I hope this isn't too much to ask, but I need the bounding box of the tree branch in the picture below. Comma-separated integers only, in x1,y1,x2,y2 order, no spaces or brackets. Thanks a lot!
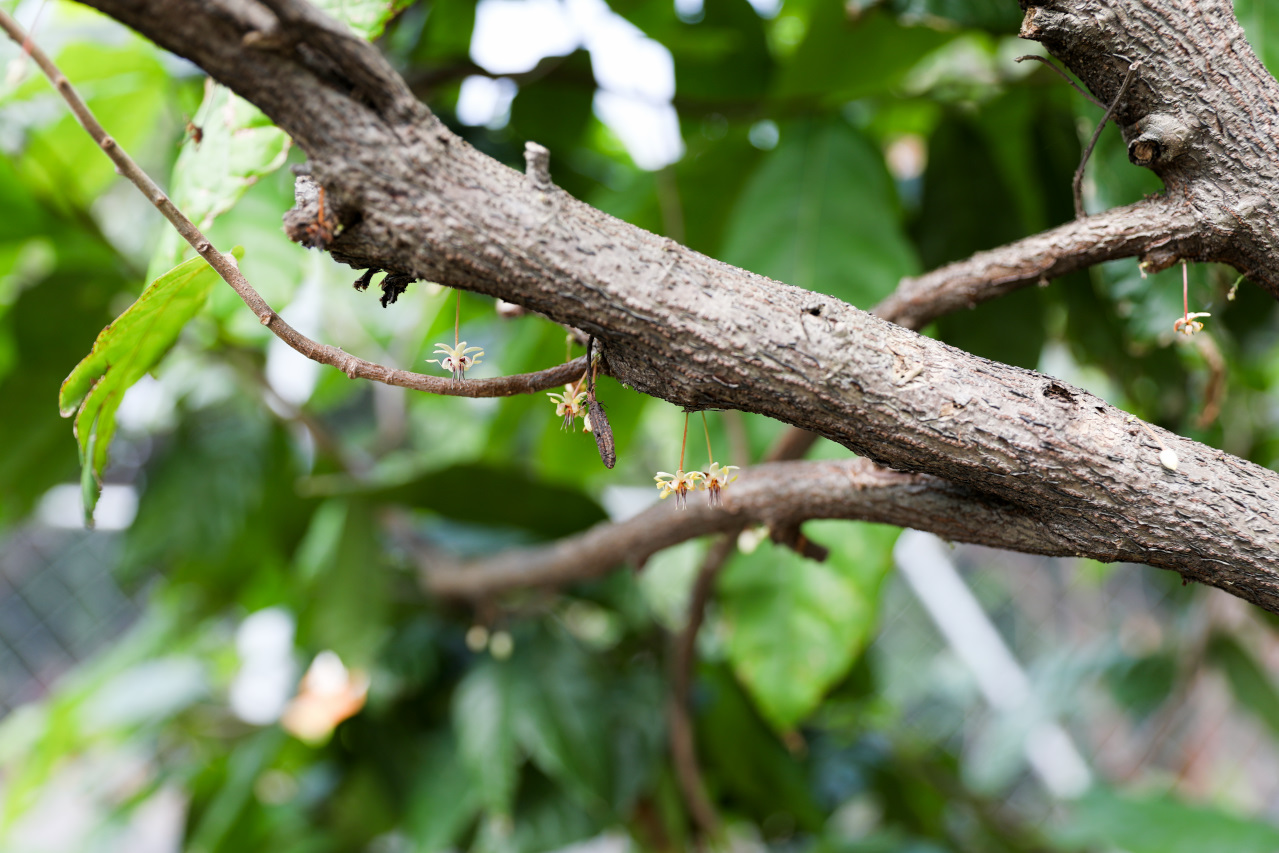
415,459,1081,599
70,0,1279,609
874,197,1199,330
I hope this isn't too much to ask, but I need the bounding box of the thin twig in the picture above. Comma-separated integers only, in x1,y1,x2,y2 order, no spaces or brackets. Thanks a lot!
1015,54,1106,108
667,535,736,840
0,9,585,400
1074,59,1142,219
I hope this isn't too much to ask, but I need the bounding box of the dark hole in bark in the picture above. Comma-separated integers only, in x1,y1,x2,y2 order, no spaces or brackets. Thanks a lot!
1044,382,1075,404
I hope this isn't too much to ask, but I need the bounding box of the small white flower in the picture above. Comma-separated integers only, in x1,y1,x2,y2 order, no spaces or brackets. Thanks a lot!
1173,312,1210,336
547,385,588,430
654,469,704,510
699,462,740,507
431,341,484,382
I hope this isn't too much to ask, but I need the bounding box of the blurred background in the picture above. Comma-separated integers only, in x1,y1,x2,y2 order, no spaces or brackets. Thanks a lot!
3,0,1279,850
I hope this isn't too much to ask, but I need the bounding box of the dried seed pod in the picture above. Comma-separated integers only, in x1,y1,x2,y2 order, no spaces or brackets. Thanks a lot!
588,398,615,468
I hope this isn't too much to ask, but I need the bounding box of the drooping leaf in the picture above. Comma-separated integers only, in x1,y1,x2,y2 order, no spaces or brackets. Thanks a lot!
409,0,478,63
59,250,242,522
721,118,918,308
718,521,899,731
695,663,825,830
0,235,122,524
296,500,390,667
672,0,773,103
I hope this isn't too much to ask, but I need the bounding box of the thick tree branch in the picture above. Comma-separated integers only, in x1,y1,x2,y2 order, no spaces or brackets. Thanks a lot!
73,0,1279,609
1019,0,1279,297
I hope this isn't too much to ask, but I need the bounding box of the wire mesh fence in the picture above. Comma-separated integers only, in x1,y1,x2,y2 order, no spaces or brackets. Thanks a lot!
0,525,144,716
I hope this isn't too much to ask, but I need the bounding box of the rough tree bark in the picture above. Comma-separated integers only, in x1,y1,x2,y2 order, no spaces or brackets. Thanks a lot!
75,0,1279,607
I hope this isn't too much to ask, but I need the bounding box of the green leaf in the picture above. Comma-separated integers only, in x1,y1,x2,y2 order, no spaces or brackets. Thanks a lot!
311,0,413,39
58,250,242,523
3,39,168,208
509,632,611,815
296,500,390,667
1103,651,1178,720
695,663,824,829
149,85,290,279
1235,0,1279,75
718,521,898,731
771,6,954,103
453,662,520,816
310,461,609,540
1056,788,1279,853
920,112,1047,368
410,0,477,63
886,0,1023,33
672,0,773,102
721,118,918,308
1208,632,1279,739
186,729,287,853
405,736,484,852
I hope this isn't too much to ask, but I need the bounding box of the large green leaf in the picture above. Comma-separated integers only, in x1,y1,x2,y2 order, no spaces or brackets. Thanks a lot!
718,521,899,731
772,5,954,103
921,111,1047,369
695,663,825,829
296,500,391,667
148,84,290,279
2,39,168,208
721,118,918,308
453,662,520,816
673,0,773,102
405,736,485,852
886,0,1023,33
0,236,122,524
1057,788,1279,853
58,250,242,523
509,632,612,815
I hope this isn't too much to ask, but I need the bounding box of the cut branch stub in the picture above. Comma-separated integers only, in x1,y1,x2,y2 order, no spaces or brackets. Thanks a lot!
1019,0,1279,296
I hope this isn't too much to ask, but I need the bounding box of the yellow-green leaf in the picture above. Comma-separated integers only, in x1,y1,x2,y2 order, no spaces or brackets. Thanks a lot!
59,249,242,523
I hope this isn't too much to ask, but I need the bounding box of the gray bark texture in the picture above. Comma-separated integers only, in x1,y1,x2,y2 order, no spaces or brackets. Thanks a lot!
77,0,1279,607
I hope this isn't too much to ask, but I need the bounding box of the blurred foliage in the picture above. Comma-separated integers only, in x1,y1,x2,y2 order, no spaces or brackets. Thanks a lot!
3,1,1279,852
